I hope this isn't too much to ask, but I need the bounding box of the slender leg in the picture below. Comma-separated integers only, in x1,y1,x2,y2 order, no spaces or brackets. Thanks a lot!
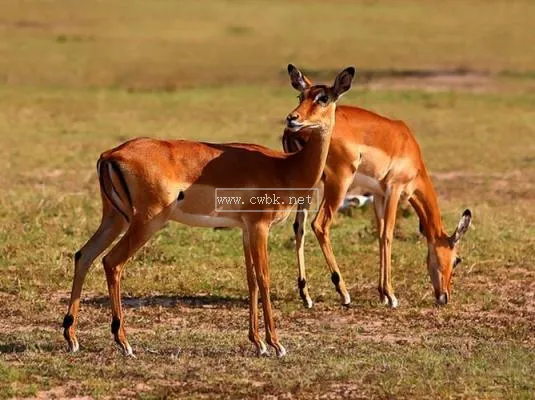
102,218,164,356
311,176,353,306
294,203,313,308
242,229,267,356
373,195,388,305
63,201,127,352
381,186,402,308
248,222,286,357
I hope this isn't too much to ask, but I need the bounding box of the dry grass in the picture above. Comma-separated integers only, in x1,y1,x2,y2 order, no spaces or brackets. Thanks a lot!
1,1,534,399
1,0,535,90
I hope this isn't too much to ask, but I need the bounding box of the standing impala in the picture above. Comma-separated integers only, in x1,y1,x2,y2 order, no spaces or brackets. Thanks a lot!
62,65,355,357
283,77,472,309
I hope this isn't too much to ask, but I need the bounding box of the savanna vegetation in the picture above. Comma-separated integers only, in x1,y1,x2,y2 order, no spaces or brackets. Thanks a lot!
0,0,534,398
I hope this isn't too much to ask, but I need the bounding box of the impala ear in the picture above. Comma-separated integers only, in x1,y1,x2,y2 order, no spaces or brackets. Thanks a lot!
332,66,355,99
287,64,312,92
450,209,472,246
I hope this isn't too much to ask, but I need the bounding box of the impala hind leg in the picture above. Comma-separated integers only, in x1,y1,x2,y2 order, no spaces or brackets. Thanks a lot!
248,223,286,357
293,204,313,308
63,202,127,353
242,230,267,356
102,219,164,356
311,177,352,306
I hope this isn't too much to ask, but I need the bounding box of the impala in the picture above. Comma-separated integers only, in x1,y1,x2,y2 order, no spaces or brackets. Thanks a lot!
62,65,355,357
283,78,472,309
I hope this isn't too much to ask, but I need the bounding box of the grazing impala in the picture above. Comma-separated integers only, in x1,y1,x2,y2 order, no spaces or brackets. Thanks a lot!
283,79,472,309
62,65,355,357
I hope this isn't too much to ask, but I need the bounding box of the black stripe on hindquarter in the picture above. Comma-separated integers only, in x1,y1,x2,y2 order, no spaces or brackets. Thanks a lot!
98,160,130,222
109,160,133,210
419,220,425,236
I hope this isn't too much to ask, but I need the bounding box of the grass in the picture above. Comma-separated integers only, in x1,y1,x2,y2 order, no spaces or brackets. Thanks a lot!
1,1,534,399
1,0,535,90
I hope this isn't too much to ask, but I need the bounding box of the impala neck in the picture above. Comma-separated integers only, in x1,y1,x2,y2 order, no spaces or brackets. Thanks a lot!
284,120,334,188
409,166,448,243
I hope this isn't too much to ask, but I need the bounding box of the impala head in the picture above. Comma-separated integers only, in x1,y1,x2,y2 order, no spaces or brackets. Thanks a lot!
286,64,355,133
428,209,472,306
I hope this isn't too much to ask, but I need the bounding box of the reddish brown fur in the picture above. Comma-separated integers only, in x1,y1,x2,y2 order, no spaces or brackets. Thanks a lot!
284,101,471,308
62,65,355,357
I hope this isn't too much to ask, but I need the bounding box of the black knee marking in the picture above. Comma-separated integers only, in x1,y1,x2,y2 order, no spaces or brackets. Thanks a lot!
419,220,425,236
111,317,121,334
177,191,185,202
293,221,299,235
63,314,74,329
74,251,82,263
331,272,342,294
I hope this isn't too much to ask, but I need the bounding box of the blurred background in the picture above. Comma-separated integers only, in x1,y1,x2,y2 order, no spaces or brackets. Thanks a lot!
1,0,534,89
0,1,534,398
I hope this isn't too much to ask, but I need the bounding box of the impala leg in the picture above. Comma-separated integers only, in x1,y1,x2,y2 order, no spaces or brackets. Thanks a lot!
242,229,267,356
373,195,388,306
248,223,286,357
311,177,352,306
63,201,127,353
381,186,402,308
102,218,163,356
294,204,313,308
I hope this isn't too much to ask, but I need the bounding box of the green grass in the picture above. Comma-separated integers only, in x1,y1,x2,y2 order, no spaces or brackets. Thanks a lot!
1,0,535,90
1,1,534,399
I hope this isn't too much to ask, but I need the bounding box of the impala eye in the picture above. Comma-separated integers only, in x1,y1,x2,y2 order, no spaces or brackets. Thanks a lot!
297,94,304,103
453,256,462,268
317,94,329,104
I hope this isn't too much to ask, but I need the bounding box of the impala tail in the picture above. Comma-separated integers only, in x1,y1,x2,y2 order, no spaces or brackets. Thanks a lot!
97,158,133,222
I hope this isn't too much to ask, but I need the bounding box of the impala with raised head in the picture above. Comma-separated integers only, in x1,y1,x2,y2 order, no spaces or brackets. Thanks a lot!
62,65,355,357
283,70,472,308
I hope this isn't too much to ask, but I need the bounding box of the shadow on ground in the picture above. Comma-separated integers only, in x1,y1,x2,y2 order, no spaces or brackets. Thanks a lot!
79,294,249,309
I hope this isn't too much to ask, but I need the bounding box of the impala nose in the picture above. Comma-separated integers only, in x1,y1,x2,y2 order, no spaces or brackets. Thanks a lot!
286,113,302,129
287,113,299,123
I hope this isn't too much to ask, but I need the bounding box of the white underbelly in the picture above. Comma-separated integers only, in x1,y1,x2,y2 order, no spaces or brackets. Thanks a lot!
171,209,243,229
352,173,385,196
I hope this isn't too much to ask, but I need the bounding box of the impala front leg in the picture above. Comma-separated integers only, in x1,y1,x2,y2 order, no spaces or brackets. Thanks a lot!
373,195,388,306
248,222,286,357
311,176,352,306
242,229,267,356
293,203,313,308
381,186,402,308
